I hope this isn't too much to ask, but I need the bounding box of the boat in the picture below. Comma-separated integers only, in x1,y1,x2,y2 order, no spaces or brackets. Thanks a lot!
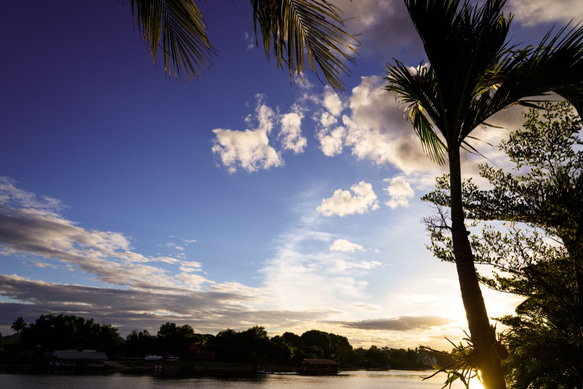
144,354,163,361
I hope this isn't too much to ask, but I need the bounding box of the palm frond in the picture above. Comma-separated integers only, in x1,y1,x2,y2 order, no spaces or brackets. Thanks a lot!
400,0,512,145
491,23,583,118
386,61,448,164
123,0,216,81
251,0,357,90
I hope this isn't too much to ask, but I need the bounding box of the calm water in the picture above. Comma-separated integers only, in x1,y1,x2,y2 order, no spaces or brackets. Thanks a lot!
0,370,474,388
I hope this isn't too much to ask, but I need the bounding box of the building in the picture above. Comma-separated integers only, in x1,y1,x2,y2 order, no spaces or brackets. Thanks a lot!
188,342,216,360
297,358,339,375
49,350,108,368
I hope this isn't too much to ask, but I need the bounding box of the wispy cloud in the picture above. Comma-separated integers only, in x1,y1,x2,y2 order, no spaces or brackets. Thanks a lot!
0,179,385,342
0,178,213,292
508,0,583,26
339,316,454,331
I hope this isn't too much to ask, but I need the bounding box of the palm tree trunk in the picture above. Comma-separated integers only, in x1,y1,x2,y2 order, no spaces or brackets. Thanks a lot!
449,148,506,389
564,237,583,339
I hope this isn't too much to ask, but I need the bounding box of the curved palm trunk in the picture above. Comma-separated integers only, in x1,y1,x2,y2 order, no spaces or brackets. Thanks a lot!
449,148,506,389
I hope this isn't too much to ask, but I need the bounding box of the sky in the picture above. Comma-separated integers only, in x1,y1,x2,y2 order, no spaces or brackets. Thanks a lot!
1,0,582,350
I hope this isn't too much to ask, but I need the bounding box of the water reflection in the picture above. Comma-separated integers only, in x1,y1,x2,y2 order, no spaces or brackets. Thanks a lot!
0,370,476,389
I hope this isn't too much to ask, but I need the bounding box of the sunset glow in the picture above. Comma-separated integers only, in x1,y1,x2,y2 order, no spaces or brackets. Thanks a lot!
1,0,577,351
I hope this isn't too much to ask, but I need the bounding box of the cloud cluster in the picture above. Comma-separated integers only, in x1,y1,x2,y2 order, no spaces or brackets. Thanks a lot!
0,178,424,344
316,181,380,217
212,76,437,177
211,96,307,173
315,78,435,174
212,101,283,173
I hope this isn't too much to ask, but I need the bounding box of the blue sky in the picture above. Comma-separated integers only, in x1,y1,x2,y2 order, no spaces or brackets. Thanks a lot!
1,0,581,349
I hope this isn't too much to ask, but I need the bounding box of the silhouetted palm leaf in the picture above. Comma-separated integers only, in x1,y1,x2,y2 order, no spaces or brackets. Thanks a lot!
121,0,356,88
124,0,215,81
251,0,357,90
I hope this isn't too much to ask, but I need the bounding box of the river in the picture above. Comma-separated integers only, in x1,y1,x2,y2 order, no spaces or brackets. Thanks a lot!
0,370,478,388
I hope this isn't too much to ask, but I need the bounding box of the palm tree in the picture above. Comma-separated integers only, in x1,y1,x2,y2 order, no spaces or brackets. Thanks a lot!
385,1,583,388
119,0,357,89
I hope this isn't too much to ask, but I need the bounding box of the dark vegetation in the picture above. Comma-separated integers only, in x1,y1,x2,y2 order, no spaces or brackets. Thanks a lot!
0,313,450,371
423,102,583,388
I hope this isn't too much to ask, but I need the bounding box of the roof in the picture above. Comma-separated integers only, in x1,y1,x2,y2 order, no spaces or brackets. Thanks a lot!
52,350,108,360
301,358,338,365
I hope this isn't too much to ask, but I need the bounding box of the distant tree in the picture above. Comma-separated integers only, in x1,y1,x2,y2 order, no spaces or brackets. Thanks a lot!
18,314,121,355
328,332,354,365
125,329,156,357
280,331,303,349
301,330,332,358
215,328,241,362
10,317,27,333
423,101,583,388
269,335,295,364
241,326,271,364
156,322,198,358
364,345,391,369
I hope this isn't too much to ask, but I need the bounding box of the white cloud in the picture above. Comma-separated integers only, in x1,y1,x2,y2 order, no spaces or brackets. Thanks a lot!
212,98,313,173
316,181,380,217
311,76,437,175
212,102,282,173
322,86,344,116
335,259,382,271
330,238,365,253
317,126,346,157
384,176,415,209
279,104,307,153
319,111,338,127
344,76,435,173
179,260,203,273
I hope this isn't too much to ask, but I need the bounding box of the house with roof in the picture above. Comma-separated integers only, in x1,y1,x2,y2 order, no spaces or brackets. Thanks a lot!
49,350,108,368
297,358,339,375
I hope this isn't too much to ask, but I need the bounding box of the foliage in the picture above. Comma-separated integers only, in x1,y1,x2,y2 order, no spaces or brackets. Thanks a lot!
423,328,507,389
6,313,442,371
16,314,121,357
423,101,583,388
10,317,27,333
125,329,156,357
120,0,357,88
156,322,202,358
386,0,583,387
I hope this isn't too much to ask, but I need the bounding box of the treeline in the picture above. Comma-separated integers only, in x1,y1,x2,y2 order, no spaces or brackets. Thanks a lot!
1,313,450,370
